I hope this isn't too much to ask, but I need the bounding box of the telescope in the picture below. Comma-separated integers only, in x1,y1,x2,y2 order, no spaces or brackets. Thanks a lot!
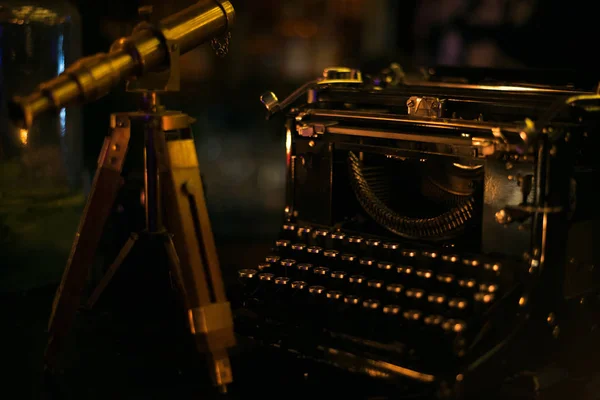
8,0,234,129
8,0,239,394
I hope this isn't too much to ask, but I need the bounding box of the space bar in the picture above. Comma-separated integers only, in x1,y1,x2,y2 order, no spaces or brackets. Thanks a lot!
316,345,437,383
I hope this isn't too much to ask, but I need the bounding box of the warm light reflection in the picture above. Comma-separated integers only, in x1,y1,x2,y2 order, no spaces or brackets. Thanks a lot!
19,129,28,145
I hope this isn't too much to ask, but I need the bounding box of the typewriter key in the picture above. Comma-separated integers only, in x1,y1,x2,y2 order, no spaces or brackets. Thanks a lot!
313,266,330,285
238,268,259,296
348,275,366,296
448,298,469,318
365,239,381,257
341,254,358,273
313,229,330,248
297,226,312,242
427,293,447,314
330,232,346,251
275,239,291,249
327,290,343,300
366,279,385,299
347,236,364,254
281,223,297,241
382,242,400,261
423,314,444,326
437,273,455,284
377,261,395,280
386,283,404,303
330,270,347,290
324,249,341,270
280,259,296,276
257,263,271,272
479,283,498,293
290,243,307,261
265,255,281,265
358,257,376,275
296,263,313,280
274,277,291,299
306,246,323,267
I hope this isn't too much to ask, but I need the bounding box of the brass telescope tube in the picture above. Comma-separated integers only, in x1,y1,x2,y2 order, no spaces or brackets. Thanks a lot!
8,0,235,129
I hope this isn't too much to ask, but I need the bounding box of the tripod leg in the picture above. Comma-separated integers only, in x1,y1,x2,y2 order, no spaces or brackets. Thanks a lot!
85,232,139,309
163,138,235,392
45,119,131,371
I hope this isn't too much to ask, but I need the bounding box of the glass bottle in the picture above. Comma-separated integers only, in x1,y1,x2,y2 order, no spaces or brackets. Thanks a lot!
0,0,84,292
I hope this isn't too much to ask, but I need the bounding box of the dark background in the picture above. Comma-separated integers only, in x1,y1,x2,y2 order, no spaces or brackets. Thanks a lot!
1,0,599,398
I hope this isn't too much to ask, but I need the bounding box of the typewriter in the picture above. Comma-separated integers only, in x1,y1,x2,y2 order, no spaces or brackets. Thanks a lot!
230,66,599,398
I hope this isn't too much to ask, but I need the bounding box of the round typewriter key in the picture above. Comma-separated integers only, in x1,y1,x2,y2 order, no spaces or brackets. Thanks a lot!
448,298,469,318
479,283,499,293
383,304,401,315
386,283,404,302
296,263,313,280
365,239,381,257
324,249,341,270
362,299,381,309
274,276,291,300
406,288,425,308
313,266,330,285
308,285,326,295
403,309,422,322
330,270,347,290
258,273,274,281
442,254,460,263
416,269,434,279
382,242,400,260
258,273,275,295
276,239,291,249
423,314,445,327
358,257,376,275
313,229,330,248
327,290,343,300
265,255,280,265
377,261,395,280
458,278,477,293
297,226,312,242
341,253,358,273
347,236,364,253
280,259,296,276
396,265,413,276
437,273,455,284
401,249,417,258
381,305,402,339
462,258,481,267
291,243,307,256
282,223,297,241
238,269,258,296
474,292,495,306
306,246,323,267
330,231,346,251
428,293,447,313
442,319,467,333
366,279,385,299
257,263,271,272
484,262,502,274
344,294,360,305
291,280,307,290
348,274,366,296
275,276,290,285
290,281,308,308
238,268,257,279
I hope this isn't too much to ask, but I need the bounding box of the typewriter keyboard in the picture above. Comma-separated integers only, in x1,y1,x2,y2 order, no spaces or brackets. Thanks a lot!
232,223,520,380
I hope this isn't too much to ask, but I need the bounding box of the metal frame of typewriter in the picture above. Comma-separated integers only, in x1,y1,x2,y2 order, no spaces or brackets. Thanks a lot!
239,67,598,398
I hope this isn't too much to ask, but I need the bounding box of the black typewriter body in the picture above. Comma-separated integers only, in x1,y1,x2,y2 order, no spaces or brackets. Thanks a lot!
231,67,598,398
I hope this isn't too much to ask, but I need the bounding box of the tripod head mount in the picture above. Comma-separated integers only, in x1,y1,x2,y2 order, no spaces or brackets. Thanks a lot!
8,0,235,129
